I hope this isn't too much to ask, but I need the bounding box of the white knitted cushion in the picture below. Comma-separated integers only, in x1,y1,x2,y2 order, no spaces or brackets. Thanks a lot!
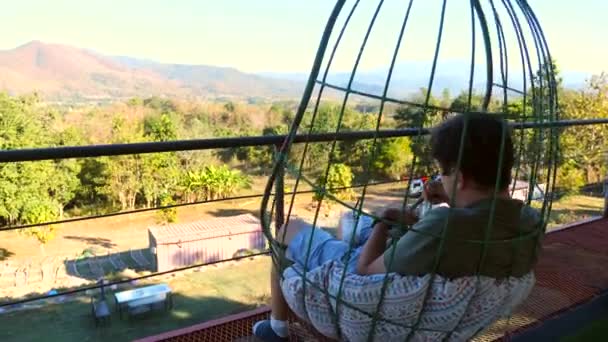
282,261,534,341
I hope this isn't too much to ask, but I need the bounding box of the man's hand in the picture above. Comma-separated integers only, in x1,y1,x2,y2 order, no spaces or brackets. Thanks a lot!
423,180,449,205
376,207,419,227
358,206,416,275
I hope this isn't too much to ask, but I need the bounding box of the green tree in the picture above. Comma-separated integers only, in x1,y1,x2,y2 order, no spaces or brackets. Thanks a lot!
157,193,178,224
144,113,178,141
181,165,251,202
141,113,180,208
314,163,355,202
394,88,445,175
48,160,81,218
292,104,346,172
449,92,487,113
141,152,180,208
127,97,144,107
508,61,563,183
144,96,176,112
507,99,537,180
49,127,84,217
75,159,107,208
224,101,236,113
0,94,76,250
373,138,413,180
19,198,58,254
560,73,608,184
555,160,585,194
98,117,144,210
532,59,563,105
237,125,288,172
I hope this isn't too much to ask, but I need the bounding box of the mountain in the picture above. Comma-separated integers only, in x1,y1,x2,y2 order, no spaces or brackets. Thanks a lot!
262,62,480,99
265,60,591,98
0,41,303,101
0,41,182,100
0,41,589,103
111,55,303,99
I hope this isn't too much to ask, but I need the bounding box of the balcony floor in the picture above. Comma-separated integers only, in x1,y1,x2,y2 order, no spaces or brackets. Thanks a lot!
136,217,608,342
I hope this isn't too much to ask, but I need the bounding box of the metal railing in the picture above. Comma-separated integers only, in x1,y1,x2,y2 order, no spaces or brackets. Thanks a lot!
2,118,608,163
1,118,608,308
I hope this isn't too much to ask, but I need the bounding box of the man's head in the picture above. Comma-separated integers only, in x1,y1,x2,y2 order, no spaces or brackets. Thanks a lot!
430,114,514,206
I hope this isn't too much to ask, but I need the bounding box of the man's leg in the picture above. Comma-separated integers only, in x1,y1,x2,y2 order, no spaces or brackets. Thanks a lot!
254,218,350,341
338,211,374,247
270,219,306,319
254,218,310,341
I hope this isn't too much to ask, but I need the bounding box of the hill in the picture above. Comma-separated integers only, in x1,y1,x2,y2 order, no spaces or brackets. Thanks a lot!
264,61,591,98
111,56,303,99
0,41,303,101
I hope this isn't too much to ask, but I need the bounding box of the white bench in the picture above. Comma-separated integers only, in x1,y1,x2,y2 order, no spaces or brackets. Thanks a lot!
114,284,172,319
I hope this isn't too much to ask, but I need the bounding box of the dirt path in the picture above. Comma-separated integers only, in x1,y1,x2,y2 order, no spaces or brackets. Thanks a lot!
0,181,411,300
0,181,408,263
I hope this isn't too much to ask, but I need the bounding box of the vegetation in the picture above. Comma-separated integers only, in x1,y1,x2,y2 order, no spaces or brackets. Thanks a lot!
559,73,608,185
314,163,355,202
562,315,608,342
541,194,605,229
0,257,272,342
0,66,606,247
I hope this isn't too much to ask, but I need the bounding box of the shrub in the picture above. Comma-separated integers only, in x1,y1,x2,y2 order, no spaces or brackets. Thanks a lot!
314,163,355,202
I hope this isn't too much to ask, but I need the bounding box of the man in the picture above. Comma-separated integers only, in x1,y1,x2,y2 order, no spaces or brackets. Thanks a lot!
254,114,542,341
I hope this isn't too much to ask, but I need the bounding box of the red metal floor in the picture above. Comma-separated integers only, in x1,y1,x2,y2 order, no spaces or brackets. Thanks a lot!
136,218,608,342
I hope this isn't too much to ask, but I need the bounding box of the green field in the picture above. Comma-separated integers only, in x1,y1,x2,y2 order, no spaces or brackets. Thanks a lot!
542,194,605,229
0,194,604,342
562,315,608,342
0,257,271,342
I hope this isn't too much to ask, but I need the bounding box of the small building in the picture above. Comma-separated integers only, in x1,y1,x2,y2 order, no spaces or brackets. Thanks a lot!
511,180,545,202
148,214,265,273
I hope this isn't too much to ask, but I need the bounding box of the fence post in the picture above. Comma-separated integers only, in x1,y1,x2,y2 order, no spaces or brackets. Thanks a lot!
274,144,285,233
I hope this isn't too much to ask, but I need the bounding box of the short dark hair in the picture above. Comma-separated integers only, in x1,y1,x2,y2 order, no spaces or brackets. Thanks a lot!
430,114,514,190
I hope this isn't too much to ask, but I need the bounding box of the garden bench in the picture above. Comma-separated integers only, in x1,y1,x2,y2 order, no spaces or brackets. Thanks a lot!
114,283,172,319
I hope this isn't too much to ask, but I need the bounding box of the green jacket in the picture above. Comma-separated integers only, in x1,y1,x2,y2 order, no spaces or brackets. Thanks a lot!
384,198,543,279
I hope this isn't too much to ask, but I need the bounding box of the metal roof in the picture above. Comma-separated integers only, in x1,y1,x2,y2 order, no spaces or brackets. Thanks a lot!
149,214,262,244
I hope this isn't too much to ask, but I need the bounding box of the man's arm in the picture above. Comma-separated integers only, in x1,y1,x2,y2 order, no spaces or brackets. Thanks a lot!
356,221,390,275
356,208,418,275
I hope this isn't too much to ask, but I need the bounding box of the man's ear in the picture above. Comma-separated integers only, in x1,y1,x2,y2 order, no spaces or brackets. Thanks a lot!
456,171,465,190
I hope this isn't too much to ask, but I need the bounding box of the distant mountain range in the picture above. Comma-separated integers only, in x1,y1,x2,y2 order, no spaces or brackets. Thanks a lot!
263,61,591,99
0,41,303,102
0,41,591,103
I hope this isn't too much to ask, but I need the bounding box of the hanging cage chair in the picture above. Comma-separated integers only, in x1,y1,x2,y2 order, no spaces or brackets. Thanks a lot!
261,0,559,340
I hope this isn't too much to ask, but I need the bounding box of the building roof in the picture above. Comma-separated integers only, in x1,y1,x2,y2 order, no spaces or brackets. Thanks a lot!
149,214,262,244
511,180,546,191
138,218,608,342
511,180,530,190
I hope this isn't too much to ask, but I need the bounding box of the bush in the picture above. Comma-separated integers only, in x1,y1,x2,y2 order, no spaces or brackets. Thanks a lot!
233,248,255,258
157,193,177,224
552,210,581,226
313,163,355,202
76,246,105,260
556,161,586,194
373,138,412,180
181,165,252,202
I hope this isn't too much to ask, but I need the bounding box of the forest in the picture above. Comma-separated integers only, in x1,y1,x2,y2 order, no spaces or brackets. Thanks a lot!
0,69,606,245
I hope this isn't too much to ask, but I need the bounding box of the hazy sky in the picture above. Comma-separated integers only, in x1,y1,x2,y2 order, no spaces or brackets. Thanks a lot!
0,0,605,74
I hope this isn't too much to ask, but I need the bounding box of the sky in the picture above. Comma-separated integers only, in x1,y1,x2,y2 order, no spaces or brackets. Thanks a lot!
0,0,606,75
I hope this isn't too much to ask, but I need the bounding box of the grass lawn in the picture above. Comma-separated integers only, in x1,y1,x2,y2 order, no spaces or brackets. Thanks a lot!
561,315,608,342
534,194,605,229
0,185,602,341
0,257,272,342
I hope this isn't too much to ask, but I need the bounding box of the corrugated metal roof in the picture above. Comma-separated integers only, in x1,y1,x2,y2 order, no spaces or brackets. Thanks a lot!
149,214,262,244
511,180,546,190
512,180,530,190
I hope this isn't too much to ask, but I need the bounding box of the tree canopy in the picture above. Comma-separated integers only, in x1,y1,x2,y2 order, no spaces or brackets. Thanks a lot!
0,67,605,245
